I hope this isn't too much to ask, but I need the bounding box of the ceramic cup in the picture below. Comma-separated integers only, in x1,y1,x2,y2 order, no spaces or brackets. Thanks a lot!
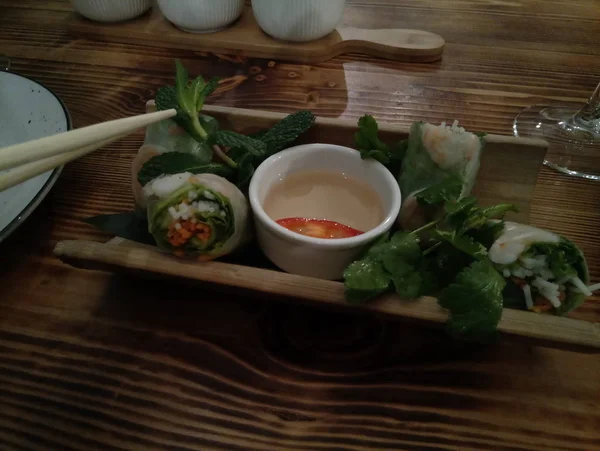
71,0,152,22
252,0,346,42
249,143,402,280
157,0,245,34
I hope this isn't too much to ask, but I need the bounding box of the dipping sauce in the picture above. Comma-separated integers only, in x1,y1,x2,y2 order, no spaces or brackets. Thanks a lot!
276,218,363,239
263,169,384,238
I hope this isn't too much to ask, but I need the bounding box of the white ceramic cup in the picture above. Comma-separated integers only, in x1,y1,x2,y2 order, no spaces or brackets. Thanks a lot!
249,144,402,280
71,0,152,22
157,0,245,34
251,0,346,42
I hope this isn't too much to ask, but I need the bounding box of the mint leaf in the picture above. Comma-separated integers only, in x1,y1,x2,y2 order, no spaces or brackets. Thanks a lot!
198,77,220,110
343,257,391,304
416,175,463,206
438,260,505,341
175,59,196,118
155,85,179,115
212,131,267,157
138,152,234,186
235,152,256,190
260,110,316,155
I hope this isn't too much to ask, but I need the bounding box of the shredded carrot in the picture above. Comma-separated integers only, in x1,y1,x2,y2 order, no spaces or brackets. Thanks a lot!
533,295,554,313
511,277,526,288
167,220,212,247
195,223,211,243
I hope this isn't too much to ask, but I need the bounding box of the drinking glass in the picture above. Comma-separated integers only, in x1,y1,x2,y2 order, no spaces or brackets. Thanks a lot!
513,81,600,180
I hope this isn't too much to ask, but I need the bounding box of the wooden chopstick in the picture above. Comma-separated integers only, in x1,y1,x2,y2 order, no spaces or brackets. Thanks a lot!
0,133,129,192
0,108,177,173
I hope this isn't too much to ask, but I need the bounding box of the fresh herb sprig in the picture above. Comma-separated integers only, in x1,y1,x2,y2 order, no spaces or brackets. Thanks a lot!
354,114,407,174
148,60,316,189
343,175,518,340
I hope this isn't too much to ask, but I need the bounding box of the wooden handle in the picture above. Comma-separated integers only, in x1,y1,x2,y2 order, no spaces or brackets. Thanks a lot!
336,28,445,62
54,239,600,353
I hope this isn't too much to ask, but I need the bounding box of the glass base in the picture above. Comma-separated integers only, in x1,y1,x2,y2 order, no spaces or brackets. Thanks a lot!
513,105,600,181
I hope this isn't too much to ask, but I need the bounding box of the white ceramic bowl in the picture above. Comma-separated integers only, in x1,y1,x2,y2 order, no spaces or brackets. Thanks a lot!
157,0,244,34
252,0,346,42
249,144,402,280
71,0,152,22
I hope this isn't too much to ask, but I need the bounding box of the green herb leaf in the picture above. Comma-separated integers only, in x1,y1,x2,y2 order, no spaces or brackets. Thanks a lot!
84,212,155,246
429,229,488,260
260,110,316,155
422,242,474,291
461,204,518,232
467,220,505,249
391,270,423,298
481,204,519,219
355,115,389,154
438,260,505,341
137,152,234,186
235,152,256,190
528,238,582,281
199,114,219,135
155,85,179,115
212,131,267,157
366,232,423,299
175,59,196,118
416,175,463,206
387,232,422,263
198,77,220,110
343,257,391,304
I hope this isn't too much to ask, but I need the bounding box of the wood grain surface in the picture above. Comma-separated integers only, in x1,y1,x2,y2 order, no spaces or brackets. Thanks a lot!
1,1,600,450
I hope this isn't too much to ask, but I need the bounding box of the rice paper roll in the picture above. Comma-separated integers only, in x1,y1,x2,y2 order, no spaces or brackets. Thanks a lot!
144,172,250,260
397,121,483,231
488,221,590,315
132,100,218,210
142,100,216,159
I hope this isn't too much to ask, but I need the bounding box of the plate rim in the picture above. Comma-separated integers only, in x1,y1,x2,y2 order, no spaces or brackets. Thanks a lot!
0,70,73,245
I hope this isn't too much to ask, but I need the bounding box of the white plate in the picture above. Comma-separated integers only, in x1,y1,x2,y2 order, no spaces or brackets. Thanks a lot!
0,71,71,244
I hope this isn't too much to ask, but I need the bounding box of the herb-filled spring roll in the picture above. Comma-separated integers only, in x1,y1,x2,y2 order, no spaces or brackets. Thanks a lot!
398,121,483,231
489,221,594,314
143,172,250,260
132,100,218,209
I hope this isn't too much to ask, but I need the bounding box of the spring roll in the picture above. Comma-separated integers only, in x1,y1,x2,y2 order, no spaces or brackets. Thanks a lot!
397,121,483,231
488,221,591,315
132,100,217,210
144,172,250,260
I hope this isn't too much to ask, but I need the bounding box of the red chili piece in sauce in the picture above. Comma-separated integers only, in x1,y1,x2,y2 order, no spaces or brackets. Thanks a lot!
276,218,364,239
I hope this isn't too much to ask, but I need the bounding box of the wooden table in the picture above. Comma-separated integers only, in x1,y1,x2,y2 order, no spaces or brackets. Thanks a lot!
1,1,599,450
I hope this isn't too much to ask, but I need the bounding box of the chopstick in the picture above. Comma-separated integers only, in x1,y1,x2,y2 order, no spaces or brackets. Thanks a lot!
0,133,128,192
0,108,177,192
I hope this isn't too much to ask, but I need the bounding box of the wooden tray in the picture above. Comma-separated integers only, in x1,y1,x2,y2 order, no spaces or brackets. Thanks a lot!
53,106,600,353
66,6,445,64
